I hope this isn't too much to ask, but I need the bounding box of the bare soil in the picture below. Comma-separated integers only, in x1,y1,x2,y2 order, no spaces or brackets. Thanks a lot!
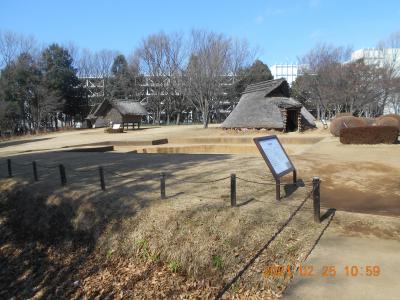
0,124,399,299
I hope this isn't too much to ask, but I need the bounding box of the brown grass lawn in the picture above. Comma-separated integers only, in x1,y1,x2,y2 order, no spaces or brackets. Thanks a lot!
0,124,399,299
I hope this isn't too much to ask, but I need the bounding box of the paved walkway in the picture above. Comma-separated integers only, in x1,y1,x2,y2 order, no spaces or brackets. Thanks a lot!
284,230,400,300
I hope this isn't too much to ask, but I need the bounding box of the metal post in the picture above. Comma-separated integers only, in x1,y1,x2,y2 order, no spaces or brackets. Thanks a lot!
99,166,105,190
160,172,166,199
312,177,321,223
230,173,236,207
59,164,67,186
276,178,281,201
32,161,38,181
7,159,12,178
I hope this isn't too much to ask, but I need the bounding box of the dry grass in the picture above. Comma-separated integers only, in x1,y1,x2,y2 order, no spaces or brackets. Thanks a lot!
0,168,324,297
1,125,399,298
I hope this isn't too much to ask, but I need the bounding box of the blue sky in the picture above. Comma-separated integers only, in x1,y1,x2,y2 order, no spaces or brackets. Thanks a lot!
1,0,399,65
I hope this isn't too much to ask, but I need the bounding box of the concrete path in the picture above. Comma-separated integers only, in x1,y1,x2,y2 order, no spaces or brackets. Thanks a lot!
284,230,400,300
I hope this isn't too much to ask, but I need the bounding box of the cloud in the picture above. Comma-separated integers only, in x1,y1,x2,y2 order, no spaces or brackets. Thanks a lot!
254,15,265,24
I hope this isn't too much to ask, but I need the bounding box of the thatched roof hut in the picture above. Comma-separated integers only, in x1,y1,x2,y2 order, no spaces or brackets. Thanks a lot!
86,99,148,129
221,79,315,131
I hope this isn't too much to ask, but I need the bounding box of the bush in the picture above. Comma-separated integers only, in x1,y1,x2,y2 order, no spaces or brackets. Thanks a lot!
340,126,399,144
333,112,353,118
330,116,366,137
360,117,376,126
378,114,400,123
376,116,400,130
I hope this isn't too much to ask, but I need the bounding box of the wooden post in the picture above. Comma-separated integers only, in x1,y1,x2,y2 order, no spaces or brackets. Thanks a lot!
59,164,67,186
160,172,166,199
293,169,297,184
297,110,303,132
99,166,105,190
312,177,321,223
32,161,38,181
7,159,12,178
230,173,236,207
276,178,281,201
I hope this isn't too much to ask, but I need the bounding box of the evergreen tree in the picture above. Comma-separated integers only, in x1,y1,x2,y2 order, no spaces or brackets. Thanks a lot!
110,54,142,99
230,60,273,101
40,44,86,123
0,53,42,131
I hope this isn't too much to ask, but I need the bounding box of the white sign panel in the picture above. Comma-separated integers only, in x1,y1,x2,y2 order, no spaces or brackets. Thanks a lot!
258,138,293,175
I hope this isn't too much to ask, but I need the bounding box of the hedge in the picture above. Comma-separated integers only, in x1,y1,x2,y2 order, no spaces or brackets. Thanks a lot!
360,117,376,126
340,126,399,144
376,116,400,130
330,116,366,137
377,114,400,123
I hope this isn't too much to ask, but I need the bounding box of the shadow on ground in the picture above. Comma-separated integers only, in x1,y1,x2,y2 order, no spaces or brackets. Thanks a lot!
0,137,54,148
0,151,233,298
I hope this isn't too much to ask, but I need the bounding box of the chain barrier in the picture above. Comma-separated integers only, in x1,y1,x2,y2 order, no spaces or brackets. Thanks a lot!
9,161,32,167
70,168,95,173
40,163,61,169
1,159,317,212
236,176,312,187
170,175,231,184
214,188,313,299
107,170,158,182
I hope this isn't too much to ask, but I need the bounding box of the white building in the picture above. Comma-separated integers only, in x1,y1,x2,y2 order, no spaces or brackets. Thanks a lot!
351,48,400,114
351,48,400,70
270,64,304,86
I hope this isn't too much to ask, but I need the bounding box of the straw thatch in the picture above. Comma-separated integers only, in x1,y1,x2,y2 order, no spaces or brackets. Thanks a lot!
221,79,315,130
86,99,148,128
300,107,316,128
112,101,148,116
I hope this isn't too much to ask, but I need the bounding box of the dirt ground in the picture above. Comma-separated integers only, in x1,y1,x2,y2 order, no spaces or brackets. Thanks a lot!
0,124,399,299
1,123,399,216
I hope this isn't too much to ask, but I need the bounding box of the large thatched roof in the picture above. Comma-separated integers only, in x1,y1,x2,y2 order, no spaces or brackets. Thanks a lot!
222,79,303,129
243,78,289,97
300,107,316,128
113,100,148,116
86,99,147,120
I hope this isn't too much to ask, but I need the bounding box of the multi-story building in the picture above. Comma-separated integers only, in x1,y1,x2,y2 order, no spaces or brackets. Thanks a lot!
351,48,400,70
351,48,400,114
270,64,304,86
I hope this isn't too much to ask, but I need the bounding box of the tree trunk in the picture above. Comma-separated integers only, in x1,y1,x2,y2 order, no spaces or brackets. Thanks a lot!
202,111,209,128
176,112,181,125
54,113,58,130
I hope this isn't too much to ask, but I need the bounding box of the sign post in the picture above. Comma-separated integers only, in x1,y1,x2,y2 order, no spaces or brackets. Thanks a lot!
253,135,297,201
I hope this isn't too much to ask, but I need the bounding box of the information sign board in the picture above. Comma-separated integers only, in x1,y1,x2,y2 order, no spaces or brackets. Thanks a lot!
253,135,297,200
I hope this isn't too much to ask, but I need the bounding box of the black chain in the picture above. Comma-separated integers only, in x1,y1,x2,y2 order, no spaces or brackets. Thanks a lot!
213,188,313,300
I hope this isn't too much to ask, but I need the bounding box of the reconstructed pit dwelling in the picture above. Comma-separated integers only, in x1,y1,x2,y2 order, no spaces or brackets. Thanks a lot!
77,79,319,154
222,79,316,132
86,99,148,130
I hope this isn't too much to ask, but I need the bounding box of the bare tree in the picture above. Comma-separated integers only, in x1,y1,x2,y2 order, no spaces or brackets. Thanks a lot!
0,30,37,68
136,32,170,124
229,38,256,80
184,30,231,128
377,31,400,114
93,49,118,99
294,42,390,118
295,43,352,119
163,32,186,124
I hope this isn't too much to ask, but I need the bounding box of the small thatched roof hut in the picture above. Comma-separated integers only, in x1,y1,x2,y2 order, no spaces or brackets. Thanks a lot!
86,99,148,129
221,79,315,131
